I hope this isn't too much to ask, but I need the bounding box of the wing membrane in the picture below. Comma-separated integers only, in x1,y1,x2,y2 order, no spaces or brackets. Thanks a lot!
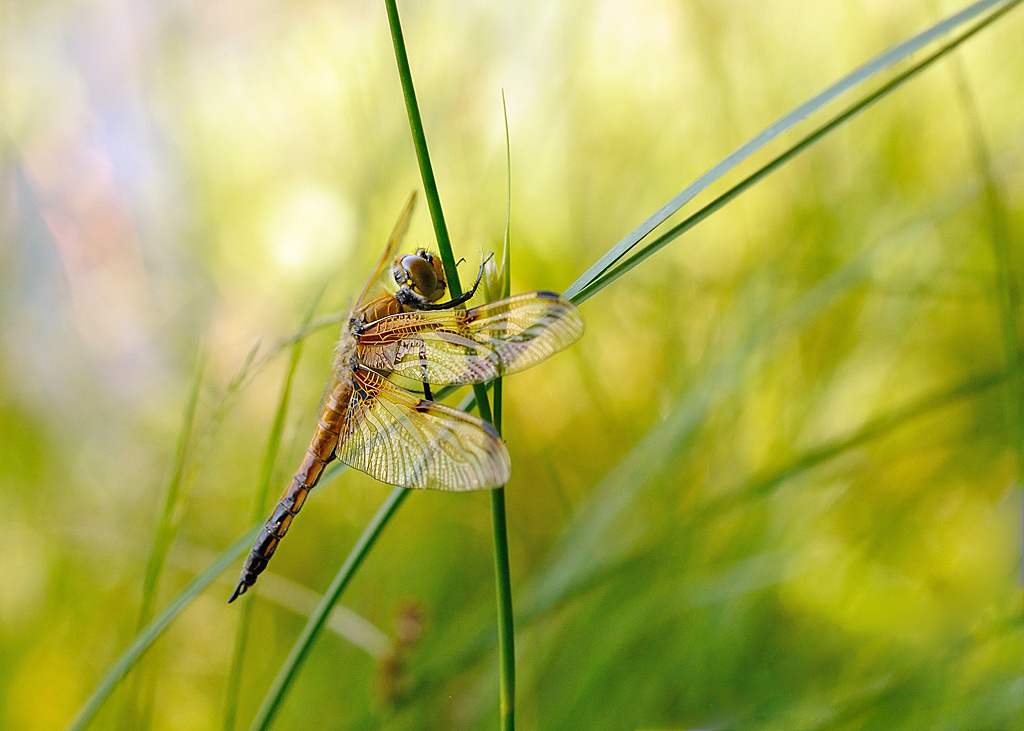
356,291,584,385
336,366,510,491
355,192,417,309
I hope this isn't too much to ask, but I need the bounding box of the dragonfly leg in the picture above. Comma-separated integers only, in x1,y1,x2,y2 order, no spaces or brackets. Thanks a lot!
417,252,493,311
419,341,433,401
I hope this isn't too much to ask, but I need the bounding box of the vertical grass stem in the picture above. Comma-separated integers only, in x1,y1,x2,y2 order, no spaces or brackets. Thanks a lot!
385,4,515,726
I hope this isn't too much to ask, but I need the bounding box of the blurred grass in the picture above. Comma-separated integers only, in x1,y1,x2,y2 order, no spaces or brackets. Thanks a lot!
121,343,206,730
1,1,1022,730
68,526,262,731
223,291,322,731
946,51,1024,468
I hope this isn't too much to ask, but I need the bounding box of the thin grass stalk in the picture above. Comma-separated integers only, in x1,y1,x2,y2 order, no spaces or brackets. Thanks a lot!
490,488,515,729
490,91,516,730
246,487,409,731
120,343,206,729
384,0,457,290
129,340,266,729
383,0,492,429
223,294,322,731
68,526,261,731
733,369,1009,503
564,0,1023,302
571,0,1024,306
389,0,513,724
137,345,206,626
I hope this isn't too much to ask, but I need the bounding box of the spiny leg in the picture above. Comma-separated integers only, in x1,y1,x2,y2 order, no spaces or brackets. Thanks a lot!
418,253,493,311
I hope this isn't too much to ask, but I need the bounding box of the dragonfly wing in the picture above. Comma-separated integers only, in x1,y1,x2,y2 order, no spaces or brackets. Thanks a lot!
336,366,510,491
355,192,417,309
357,291,584,385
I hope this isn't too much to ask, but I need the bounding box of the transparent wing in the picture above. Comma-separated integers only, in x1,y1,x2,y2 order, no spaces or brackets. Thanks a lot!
355,192,417,309
336,366,510,491
356,291,584,385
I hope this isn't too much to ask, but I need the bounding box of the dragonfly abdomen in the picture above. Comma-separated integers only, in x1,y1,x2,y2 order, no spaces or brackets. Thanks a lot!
228,381,352,602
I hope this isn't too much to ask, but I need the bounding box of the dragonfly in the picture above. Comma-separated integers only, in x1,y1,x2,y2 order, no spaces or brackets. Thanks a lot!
229,193,584,601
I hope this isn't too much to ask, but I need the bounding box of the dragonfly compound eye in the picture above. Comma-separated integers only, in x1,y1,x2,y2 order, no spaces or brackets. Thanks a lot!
400,253,444,302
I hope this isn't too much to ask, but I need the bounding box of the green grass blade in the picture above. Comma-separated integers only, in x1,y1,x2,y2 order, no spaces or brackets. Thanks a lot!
204,310,344,433
564,0,1023,302
247,487,409,731
384,0,491,428
384,0,459,296
490,90,515,731
567,369,1012,612
125,335,267,726
570,0,1023,307
136,344,206,629
499,89,512,305
384,3,512,715
223,292,323,731
120,343,207,729
68,525,261,731
490,486,515,730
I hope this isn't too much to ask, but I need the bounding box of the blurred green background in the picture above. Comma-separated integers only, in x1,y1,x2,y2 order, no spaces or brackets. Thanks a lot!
1,1,1021,729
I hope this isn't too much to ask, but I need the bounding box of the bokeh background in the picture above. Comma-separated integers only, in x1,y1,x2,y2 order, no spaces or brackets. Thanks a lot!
1,1,1022,729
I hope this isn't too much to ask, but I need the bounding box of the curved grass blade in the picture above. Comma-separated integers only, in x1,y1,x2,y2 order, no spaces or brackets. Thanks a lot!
233,571,392,659
721,369,1009,506
67,526,261,731
531,255,880,615
570,0,1024,306
564,0,1022,302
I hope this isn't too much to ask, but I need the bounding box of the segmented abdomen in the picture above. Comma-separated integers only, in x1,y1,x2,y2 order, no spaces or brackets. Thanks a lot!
229,379,352,602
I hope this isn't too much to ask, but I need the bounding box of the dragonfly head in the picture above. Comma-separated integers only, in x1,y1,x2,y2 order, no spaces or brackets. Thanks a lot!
394,248,447,306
